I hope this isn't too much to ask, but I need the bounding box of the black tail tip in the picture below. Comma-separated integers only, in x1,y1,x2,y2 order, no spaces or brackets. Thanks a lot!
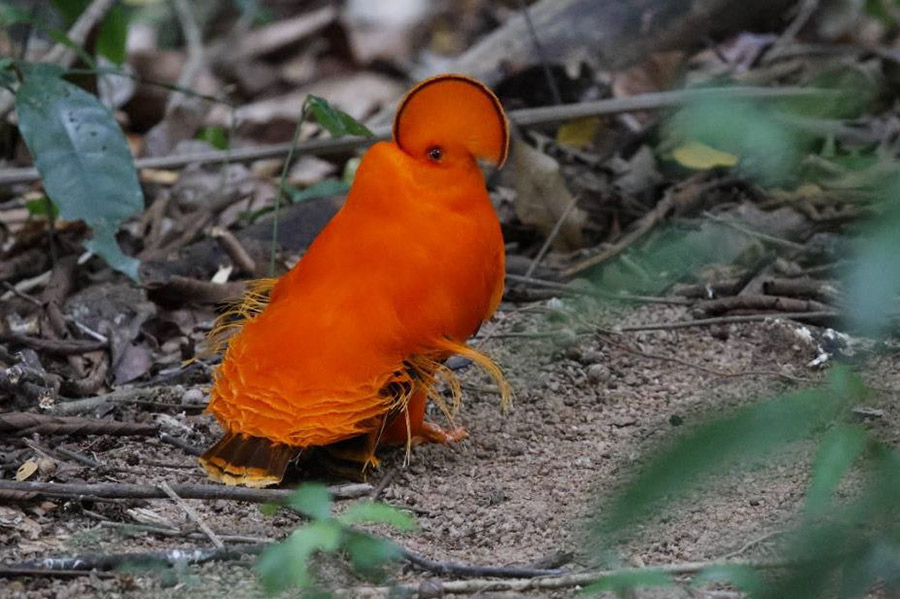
199,432,299,488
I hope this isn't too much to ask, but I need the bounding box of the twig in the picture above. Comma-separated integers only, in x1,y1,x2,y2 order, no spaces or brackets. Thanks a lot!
369,466,398,500
0,480,373,504
0,87,842,185
771,0,819,51
0,412,157,437
159,481,224,549
0,334,107,355
599,335,815,385
703,211,806,250
719,529,787,560
0,568,116,579
516,0,563,105
333,558,789,597
523,196,580,280
505,274,693,306
0,543,266,574
99,521,271,544
617,311,839,332
210,227,257,275
696,295,832,317
166,0,204,110
401,548,562,579
562,188,679,278
50,386,174,415
159,432,204,456
271,105,308,275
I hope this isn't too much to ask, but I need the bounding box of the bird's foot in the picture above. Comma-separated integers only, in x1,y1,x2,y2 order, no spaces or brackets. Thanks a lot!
416,421,467,445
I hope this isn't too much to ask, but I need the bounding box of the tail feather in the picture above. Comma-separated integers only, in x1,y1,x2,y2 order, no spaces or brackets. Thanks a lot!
199,432,299,488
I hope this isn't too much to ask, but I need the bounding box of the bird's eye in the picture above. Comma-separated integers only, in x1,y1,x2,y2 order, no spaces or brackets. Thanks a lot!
427,146,443,162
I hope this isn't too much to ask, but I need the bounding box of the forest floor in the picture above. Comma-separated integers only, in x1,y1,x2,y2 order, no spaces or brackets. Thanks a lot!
4,300,896,598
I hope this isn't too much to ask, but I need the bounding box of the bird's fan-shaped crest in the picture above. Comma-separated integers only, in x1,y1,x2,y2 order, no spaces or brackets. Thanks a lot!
393,74,509,167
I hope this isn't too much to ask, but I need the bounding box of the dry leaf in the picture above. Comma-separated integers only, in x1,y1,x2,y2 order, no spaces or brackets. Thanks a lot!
511,138,587,251
15,460,38,482
556,116,602,149
672,142,739,170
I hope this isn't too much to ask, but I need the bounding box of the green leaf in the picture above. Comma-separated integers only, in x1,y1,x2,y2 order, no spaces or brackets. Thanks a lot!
256,521,341,592
283,179,349,204
306,95,374,139
805,425,868,519
338,502,417,531
344,531,402,574
195,126,230,150
51,0,128,64
582,569,674,595
845,192,900,337
95,3,127,65
596,367,861,539
286,483,332,520
25,196,60,219
0,57,14,89
16,65,143,280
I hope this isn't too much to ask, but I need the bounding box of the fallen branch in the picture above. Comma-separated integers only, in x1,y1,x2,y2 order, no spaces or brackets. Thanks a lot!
762,278,841,303
401,549,562,579
0,543,265,574
50,386,177,415
696,295,832,317
334,558,789,597
0,87,841,185
159,481,224,549
618,311,839,332
0,480,373,504
0,334,107,356
0,412,157,437
562,175,714,278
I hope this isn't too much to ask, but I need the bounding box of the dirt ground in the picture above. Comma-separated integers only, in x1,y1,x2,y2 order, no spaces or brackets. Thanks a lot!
3,299,898,598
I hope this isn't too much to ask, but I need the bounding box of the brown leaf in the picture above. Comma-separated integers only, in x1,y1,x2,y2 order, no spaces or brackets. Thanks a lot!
511,138,587,252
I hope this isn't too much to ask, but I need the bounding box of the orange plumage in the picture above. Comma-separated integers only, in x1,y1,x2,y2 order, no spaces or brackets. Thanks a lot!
199,75,511,487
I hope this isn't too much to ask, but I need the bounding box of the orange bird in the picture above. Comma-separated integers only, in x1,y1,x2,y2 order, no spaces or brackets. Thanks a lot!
200,74,511,487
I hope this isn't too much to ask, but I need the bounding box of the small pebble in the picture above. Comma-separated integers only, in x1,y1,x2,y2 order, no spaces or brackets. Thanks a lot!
586,364,610,384
181,388,206,405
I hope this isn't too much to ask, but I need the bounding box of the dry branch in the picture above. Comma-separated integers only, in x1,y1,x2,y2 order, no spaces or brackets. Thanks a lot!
0,480,373,504
618,311,839,332
0,87,840,186
696,294,832,316
0,412,157,437
0,335,107,356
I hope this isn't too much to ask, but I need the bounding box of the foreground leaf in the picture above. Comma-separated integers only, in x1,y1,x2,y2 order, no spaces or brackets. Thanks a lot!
256,521,341,592
286,483,332,520
583,569,673,595
805,424,868,519
595,367,862,539
16,65,143,279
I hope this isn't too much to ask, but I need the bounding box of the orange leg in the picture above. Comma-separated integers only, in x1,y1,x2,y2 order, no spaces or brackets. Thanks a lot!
379,389,467,446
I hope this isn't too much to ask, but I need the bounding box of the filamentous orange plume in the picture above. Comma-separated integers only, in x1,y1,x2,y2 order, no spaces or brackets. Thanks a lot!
199,74,511,487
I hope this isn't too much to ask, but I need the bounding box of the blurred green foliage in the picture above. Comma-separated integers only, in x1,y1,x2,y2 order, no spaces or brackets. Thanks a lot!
256,483,416,594
583,75,900,597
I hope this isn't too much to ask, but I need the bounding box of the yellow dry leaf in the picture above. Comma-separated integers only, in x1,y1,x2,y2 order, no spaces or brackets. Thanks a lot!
556,117,602,148
672,141,739,170
16,460,38,482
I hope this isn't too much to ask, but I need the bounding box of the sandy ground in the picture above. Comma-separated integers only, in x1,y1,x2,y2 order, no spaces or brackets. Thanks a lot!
2,299,898,598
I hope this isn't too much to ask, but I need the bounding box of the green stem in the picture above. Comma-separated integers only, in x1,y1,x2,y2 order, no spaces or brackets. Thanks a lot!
270,102,309,276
